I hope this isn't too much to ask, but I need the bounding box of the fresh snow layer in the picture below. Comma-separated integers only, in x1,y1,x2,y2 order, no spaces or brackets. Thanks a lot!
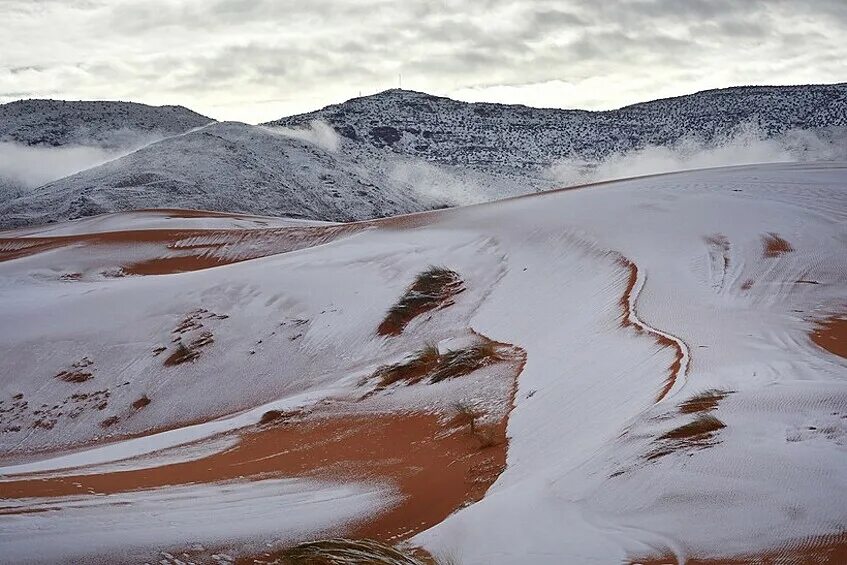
4,85,847,230
0,162,846,562
1,209,332,238
0,478,398,564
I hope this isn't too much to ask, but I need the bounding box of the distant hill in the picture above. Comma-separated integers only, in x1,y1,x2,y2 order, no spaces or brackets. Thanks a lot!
2,84,846,229
0,121,448,227
268,84,847,167
0,99,212,148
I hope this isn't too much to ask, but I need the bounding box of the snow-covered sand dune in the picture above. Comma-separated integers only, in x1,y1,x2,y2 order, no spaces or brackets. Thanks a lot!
0,162,845,563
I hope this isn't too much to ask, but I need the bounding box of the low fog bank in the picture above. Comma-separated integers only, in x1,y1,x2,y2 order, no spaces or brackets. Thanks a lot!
264,120,341,153
544,124,847,187
0,131,170,193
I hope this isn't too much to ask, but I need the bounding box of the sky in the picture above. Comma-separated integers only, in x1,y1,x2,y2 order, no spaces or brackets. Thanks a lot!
1,0,845,124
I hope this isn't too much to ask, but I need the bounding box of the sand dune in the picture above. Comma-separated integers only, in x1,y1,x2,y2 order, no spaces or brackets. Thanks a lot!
1,163,846,563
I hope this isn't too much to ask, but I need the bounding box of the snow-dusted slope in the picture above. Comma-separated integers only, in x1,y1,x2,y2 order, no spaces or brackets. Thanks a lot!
0,121,458,227
270,83,847,167
0,99,212,148
3,84,846,229
0,99,214,202
0,162,845,563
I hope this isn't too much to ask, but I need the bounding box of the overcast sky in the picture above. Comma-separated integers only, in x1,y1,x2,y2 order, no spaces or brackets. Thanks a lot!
1,0,845,123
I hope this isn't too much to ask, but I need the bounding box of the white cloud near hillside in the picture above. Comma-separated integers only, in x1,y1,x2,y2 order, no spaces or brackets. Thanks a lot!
0,128,174,191
0,142,131,190
265,120,341,153
545,123,847,187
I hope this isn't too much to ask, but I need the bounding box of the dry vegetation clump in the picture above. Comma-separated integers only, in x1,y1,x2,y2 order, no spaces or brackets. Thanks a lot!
372,345,441,387
100,415,120,428
258,409,305,425
451,401,483,432
429,342,502,384
371,341,504,389
131,395,151,410
164,332,214,366
55,357,94,383
275,538,431,565
678,389,732,414
378,266,465,336
647,414,726,461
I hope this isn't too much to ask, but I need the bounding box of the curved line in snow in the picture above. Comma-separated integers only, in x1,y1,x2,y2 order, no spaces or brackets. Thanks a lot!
617,255,690,403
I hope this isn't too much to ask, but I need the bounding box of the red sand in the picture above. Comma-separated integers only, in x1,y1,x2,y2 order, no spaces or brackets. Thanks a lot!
811,314,847,359
762,232,794,257
0,224,364,276
3,343,526,560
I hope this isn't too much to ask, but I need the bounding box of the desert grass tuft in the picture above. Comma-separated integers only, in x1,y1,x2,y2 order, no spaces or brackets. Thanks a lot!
429,342,502,384
164,341,198,366
472,425,503,449
451,401,482,432
164,332,214,366
378,266,465,336
370,340,503,389
372,344,441,387
276,538,431,565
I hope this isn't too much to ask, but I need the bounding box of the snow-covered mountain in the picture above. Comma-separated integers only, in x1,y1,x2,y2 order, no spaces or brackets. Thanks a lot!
2,84,846,229
269,83,847,166
0,121,455,227
0,99,214,204
0,99,212,148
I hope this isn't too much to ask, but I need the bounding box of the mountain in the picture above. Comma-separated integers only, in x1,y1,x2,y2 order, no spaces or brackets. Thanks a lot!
0,121,454,227
0,99,212,148
2,84,846,229
268,83,847,166
0,99,214,203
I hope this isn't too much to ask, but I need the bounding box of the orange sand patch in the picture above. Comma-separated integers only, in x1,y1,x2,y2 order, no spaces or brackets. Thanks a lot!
678,390,732,414
142,208,273,220
631,531,847,564
762,232,794,257
0,224,364,276
811,314,847,359
3,412,507,541
4,343,525,558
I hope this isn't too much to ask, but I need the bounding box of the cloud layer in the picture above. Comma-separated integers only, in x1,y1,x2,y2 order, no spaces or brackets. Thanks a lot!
1,1,845,122
544,123,847,187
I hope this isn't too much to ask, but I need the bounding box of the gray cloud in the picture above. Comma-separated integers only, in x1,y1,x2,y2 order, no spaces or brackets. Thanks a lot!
0,0,845,122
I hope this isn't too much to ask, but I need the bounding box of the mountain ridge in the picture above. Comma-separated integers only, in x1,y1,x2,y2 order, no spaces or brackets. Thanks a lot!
1,82,845,229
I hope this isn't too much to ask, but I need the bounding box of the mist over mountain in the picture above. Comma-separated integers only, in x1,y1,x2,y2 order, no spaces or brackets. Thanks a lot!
0,100,213,200
1,84,845,229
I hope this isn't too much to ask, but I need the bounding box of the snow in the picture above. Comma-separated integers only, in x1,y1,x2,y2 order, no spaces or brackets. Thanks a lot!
0,478,398,564
1,209,331,238
3,85,846,229
1,162,846,562
413,162,847,563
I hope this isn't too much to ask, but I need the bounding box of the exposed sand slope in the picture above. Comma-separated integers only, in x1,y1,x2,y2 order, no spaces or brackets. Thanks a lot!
1,162,846,563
